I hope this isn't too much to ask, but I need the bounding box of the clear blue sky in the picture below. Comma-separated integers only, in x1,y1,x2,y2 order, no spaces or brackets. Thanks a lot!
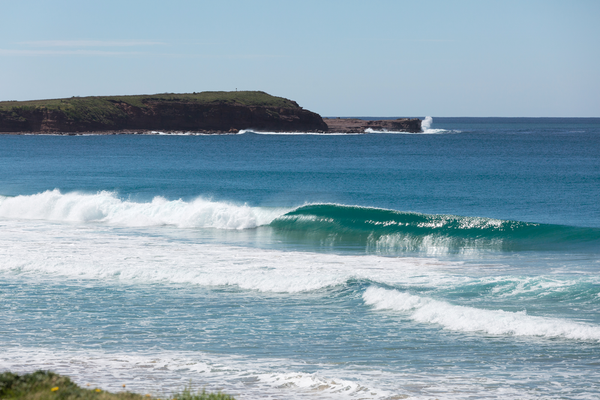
1,0,598,117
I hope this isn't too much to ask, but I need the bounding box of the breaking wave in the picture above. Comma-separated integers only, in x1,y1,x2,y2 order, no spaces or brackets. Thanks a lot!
1,191,598,254
363,286,600,341
0,189,284,230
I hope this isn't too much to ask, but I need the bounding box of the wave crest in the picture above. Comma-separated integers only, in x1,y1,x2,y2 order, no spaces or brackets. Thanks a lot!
363,286,600,341
0,189,285,229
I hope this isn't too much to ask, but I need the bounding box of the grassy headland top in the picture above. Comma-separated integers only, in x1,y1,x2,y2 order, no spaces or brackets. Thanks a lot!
0,91,299,111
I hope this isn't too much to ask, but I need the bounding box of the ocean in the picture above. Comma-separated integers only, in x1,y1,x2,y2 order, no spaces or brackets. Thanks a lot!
1,117,599,399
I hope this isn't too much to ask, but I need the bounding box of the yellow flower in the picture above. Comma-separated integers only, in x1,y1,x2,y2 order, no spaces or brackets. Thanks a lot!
51,387,59,392
95,388,102,393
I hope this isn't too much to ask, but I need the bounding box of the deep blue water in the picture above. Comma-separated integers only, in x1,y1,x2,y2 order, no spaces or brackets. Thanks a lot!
1,118,599,399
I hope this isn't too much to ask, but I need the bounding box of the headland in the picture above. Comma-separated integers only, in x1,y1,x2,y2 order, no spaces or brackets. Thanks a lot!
0,91,421,134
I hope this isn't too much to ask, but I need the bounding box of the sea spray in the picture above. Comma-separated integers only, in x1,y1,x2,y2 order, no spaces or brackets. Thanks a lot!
421,116,433,131
420,116,454,133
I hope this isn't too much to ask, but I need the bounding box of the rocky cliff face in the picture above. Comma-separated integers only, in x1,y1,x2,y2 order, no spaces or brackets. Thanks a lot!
109,100,328,132
0,92,328,133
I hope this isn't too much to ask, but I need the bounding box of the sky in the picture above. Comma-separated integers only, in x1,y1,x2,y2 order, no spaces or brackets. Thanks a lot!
1,0,599,117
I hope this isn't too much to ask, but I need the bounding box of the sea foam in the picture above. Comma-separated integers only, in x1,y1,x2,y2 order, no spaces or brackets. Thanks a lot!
0,217,465,293
363,286,600,341
3,216,596,296
2,344,589,400
0,347,395,400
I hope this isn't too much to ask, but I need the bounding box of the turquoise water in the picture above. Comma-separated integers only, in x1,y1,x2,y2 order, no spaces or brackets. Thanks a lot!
1,118,600,399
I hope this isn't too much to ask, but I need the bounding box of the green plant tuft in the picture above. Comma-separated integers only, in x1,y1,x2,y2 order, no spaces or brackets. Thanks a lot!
0,371,235,400
172,386,235,400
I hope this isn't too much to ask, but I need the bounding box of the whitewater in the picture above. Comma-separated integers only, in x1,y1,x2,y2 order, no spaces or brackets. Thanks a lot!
2,117,600,399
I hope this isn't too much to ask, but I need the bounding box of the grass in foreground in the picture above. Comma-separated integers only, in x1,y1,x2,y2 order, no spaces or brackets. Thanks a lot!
0,371,234,400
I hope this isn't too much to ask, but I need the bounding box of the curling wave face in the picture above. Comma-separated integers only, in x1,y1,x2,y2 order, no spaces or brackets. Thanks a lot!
272,204,600,253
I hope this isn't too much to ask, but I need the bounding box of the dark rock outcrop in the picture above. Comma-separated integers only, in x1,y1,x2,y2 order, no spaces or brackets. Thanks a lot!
324,118,422,133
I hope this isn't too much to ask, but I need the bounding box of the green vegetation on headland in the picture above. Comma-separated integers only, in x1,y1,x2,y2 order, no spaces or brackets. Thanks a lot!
0,91,299,112
0,371,235,400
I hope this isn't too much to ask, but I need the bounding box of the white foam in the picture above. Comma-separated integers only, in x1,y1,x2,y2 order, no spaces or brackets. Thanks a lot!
0,347,396,400
363,128,414,134
152,131,196,135
0,190,286,229
0,218,464,293
363,286,600,341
